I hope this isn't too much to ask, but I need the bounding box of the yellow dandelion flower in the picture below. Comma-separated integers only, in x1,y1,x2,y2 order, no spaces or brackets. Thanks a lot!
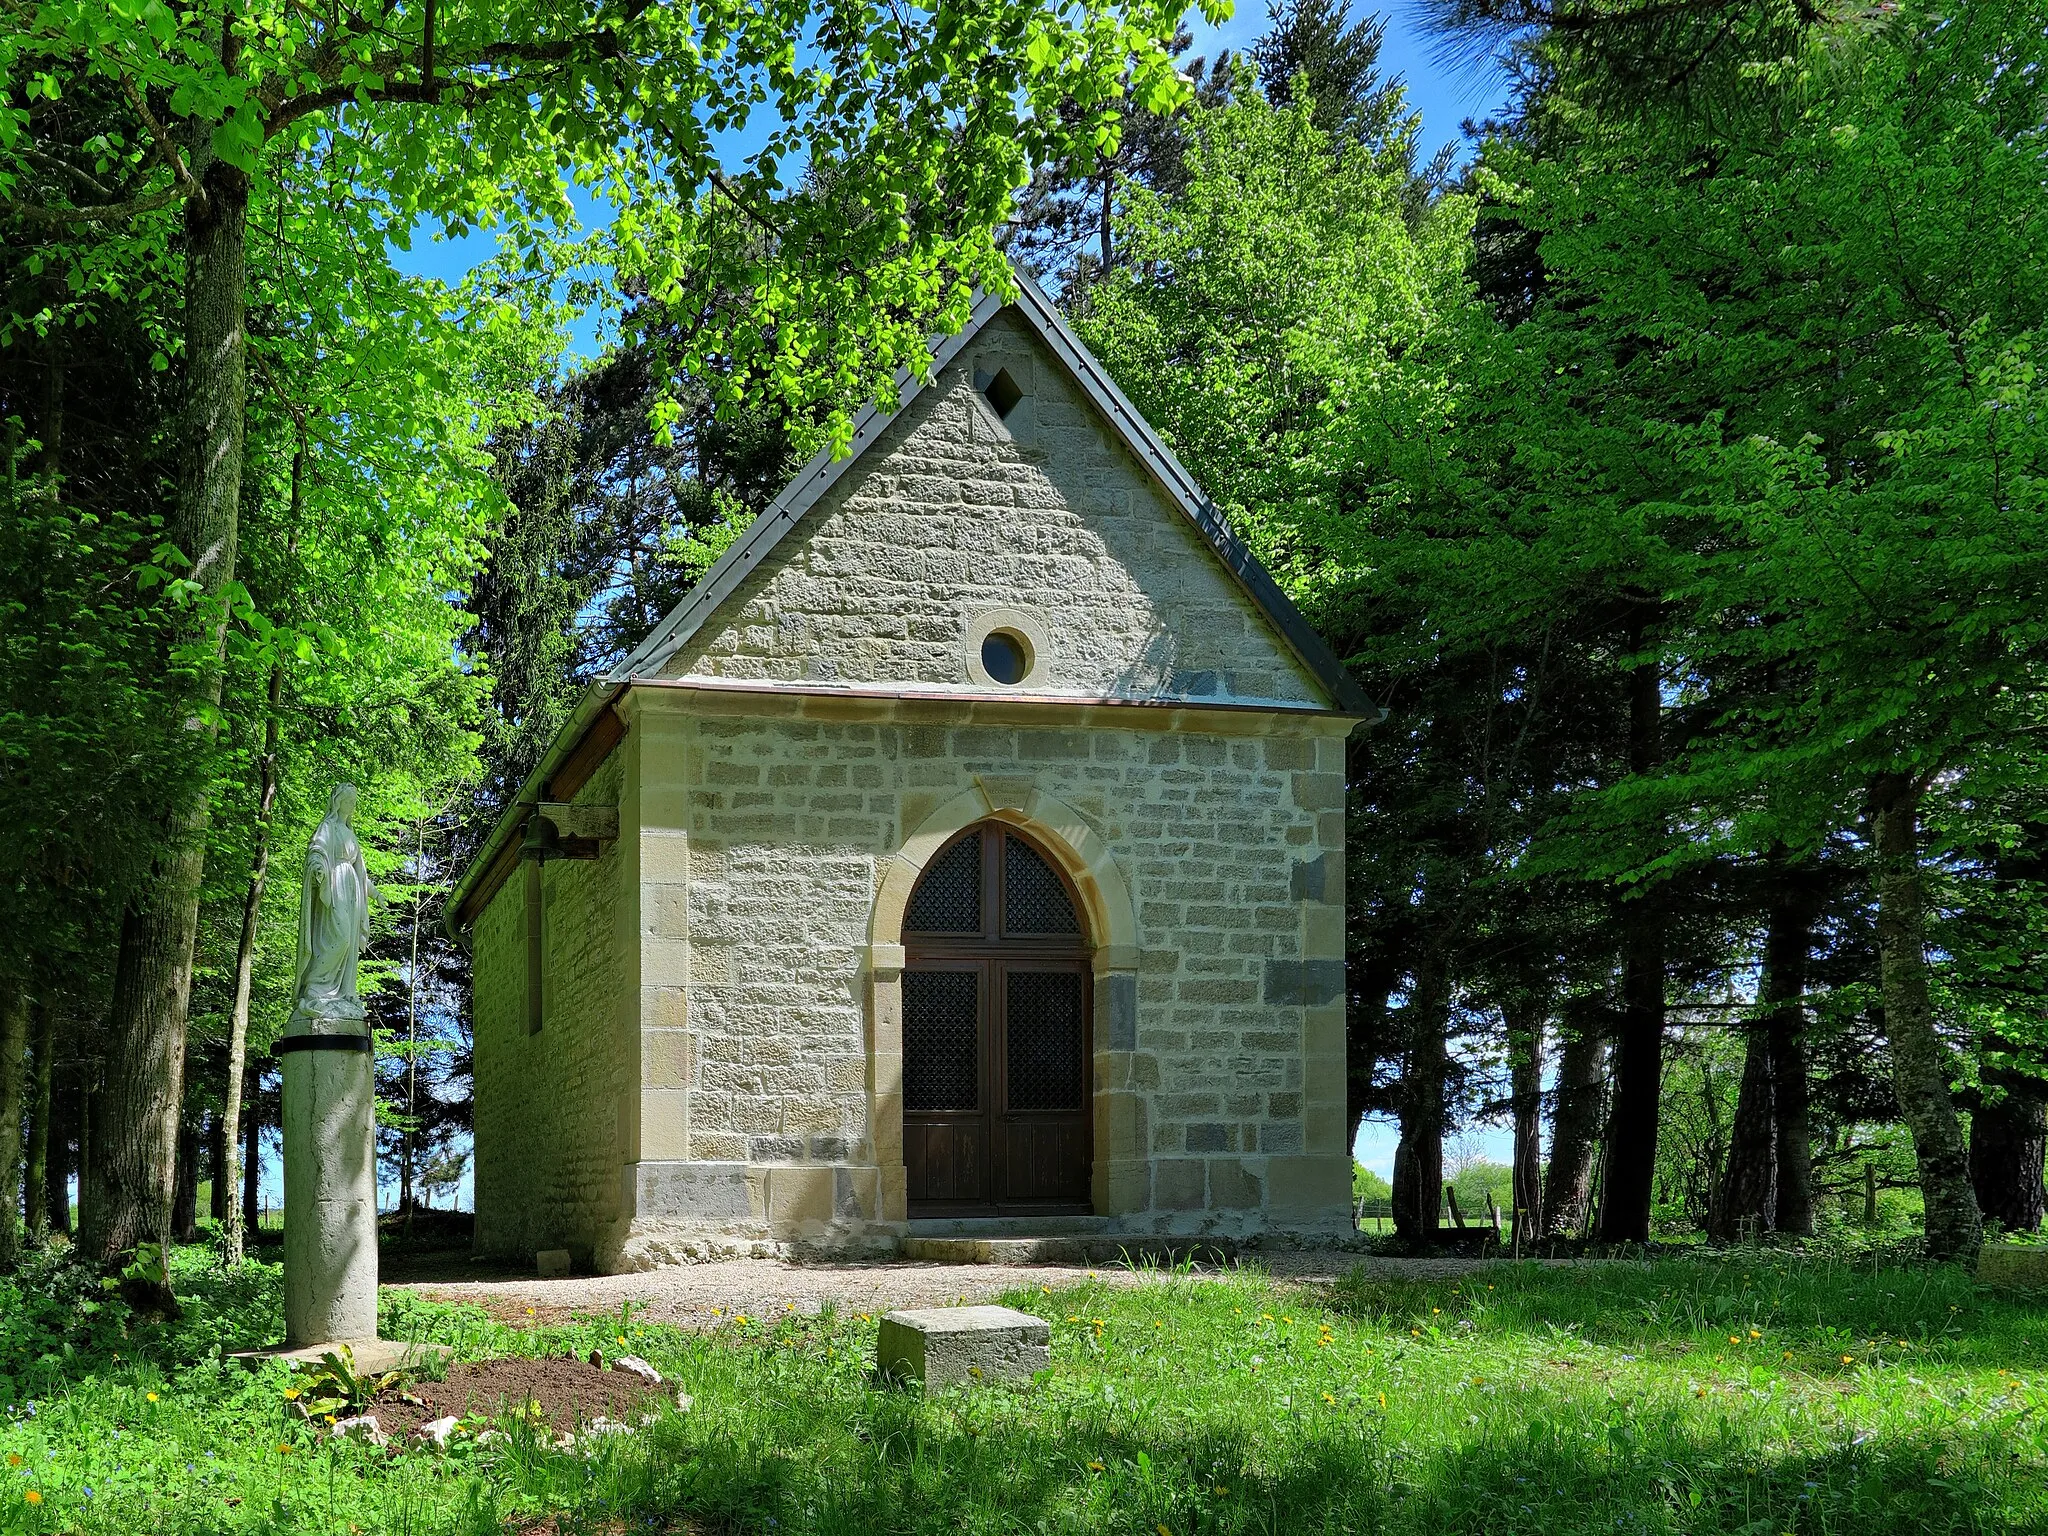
1154,1320,1163,1329
1322,1392,1335,1405
1783,1352,1793,1361
1042,1286,1052,1294
1377,1392,1387,1408
4,1455,17,1468
1092,1318,1106,1327
1410,1328,1419,1338
1750,1330,1761,1339
1067,1315,1081,1323
1695,1388,1706,1399
1729,1336,1740,1345
1214,1485,1228,1496
525,1307,535,1317
1282,1317,1293,1325
282,1388,301,1400
24,1490,41,1506
1088,1461,1105,1472
618,1334,628,1344
277,1443,294,1456
146,1392,159,1402
1432,1307,1441,1315
1841,1355,1854,1365
1158,1524,1173,1536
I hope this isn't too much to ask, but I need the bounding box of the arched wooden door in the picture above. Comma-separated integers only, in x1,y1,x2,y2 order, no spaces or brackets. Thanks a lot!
902,823,1093,1215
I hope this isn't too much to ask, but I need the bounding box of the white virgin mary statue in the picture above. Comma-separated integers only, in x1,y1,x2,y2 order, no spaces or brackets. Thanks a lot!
290,782,374,1030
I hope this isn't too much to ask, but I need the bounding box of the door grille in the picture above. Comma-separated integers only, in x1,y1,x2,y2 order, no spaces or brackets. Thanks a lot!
903,969,980,1111
1005,969,1085,1111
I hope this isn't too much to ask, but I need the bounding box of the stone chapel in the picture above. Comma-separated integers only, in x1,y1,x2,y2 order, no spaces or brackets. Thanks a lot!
449,269,1377,1272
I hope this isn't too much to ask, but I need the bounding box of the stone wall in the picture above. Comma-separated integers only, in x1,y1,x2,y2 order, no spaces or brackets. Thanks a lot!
471,753,631,1265
661,309,1324,710
604,686,1352,1261
471,296,1360,1269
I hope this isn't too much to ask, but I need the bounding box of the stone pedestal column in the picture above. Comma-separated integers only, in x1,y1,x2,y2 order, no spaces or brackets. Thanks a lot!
281,1025,378,1346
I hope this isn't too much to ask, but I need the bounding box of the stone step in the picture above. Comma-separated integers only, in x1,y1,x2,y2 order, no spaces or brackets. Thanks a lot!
900,1234,1239,1267
906,1216,1115,1238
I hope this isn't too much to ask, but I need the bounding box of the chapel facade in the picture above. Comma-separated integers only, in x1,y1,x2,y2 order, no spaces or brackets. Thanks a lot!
450,271,1374,1271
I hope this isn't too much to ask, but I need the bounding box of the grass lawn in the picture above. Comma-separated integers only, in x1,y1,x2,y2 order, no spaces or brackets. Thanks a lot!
2,1248,2044,1534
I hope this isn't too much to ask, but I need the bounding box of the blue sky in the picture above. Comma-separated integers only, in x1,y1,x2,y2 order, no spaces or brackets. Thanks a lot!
390,1,1510,353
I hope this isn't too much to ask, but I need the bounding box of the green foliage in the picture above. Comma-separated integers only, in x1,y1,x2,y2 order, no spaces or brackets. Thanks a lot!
3,1253,2046,1532
1353,1160,1392,1202
288,1345,405,1421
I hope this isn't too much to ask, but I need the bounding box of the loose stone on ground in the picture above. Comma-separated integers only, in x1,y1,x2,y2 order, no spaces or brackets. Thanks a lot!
879,1305,1051,1387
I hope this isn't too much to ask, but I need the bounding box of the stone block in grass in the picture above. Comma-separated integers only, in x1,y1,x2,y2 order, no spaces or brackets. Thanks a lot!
878,1305,1050,1388
1978,1242,2048,1289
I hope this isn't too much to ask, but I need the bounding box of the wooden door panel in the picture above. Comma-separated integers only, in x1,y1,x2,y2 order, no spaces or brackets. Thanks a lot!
996,963,1090,1206
904,825,1093,1216
999,1120,1091,1202
907,1119,989,1205
904,964,988,1209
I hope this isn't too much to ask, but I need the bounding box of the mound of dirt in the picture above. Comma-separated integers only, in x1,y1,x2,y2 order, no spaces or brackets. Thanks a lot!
373,1354,670,1440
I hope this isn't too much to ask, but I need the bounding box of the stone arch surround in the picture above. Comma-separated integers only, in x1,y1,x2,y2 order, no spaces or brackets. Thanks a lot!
866,781,1143,1223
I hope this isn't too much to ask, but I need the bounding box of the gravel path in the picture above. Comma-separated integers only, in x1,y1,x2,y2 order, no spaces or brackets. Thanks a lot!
396,1250,1572,1329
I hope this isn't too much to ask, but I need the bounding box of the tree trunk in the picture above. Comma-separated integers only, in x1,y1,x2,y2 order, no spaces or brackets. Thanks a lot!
209,1110,228,1223
1346,948,1401,1162
0,980,26,1270
1544,1026,1606,1237
171,1109,200,1243
83,159,250,1264
242,1081,261,1240
1710,1026,1775,1240
219,423,302,1260
24,1002,53,1244
1763,869,1819,1236
45,1069,70,1238
1970,1039,2046,1234
1594,646,1666,1244
1505,994,1545,1239
1867,773,1981,1261
221,600,289,1265
76,1080,90,1238
1391,953,1451,1244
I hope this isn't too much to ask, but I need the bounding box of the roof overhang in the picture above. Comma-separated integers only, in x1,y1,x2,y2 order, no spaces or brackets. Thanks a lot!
446,262,1385,936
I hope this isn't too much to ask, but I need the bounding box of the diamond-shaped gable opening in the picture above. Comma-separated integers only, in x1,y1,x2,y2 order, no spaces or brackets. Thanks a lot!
978,366,1024,421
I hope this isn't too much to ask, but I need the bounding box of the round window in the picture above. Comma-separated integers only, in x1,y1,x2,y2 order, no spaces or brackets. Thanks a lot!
979,629,1031,686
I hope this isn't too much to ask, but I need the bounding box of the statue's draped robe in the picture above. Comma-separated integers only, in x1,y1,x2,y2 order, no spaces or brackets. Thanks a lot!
293,812,369,1018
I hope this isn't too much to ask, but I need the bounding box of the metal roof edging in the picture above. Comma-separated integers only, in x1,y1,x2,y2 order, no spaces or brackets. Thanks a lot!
608,263,1378,719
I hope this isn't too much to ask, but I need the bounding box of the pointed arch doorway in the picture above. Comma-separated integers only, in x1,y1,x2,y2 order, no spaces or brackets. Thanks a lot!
901,822,1094,1215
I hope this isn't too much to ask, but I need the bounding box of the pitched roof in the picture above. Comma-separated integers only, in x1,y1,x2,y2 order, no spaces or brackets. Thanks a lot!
608,265,1377,717
446,266,1379,937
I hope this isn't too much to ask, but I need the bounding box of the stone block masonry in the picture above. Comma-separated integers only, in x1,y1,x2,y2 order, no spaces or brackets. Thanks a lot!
878,1306,1052,1388
466,296,1361,1271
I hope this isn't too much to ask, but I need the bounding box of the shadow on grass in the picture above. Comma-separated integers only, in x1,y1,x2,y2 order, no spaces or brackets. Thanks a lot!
1325,1254,2048,1369
594,1375,2041,1536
